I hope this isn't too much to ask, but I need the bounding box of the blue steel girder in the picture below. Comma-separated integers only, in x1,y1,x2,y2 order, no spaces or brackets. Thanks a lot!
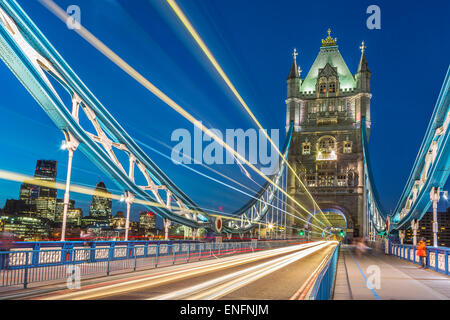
362,65,450,232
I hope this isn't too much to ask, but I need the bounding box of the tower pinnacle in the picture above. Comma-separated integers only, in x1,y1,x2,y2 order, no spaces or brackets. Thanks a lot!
293,48,298,62
360,41,366,54
321,28,337,47
287,48,300,79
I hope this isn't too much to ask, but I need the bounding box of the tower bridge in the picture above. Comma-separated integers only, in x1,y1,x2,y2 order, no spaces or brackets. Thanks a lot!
0,0,449,301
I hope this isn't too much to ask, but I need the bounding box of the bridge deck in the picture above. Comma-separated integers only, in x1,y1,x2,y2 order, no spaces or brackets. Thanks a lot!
333,245,450,300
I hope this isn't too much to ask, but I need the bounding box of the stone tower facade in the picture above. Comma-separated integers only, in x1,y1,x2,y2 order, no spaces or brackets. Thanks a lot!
286,30,371,239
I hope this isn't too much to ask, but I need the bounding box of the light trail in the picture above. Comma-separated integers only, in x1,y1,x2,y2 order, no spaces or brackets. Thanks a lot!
39,0,329,231
135,134,320,230
165,0,331,228
39,241,323,300
150,241,332,300
0,169,303,233
136,138,328,232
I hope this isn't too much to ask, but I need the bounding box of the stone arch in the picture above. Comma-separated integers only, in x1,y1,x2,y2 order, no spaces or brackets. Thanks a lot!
306,203,354,231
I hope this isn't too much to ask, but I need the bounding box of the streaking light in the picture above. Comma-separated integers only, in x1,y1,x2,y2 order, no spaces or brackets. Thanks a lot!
165,0,331,228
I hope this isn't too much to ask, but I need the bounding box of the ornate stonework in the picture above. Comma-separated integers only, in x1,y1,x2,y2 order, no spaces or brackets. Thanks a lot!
286,32,371,238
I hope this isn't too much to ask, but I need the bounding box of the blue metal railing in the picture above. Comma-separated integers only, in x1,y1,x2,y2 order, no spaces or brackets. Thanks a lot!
309,243,340,300
0,239,305,289
389,243,450,275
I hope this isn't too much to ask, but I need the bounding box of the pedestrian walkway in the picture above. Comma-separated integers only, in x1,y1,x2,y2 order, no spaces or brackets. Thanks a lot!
333,245,450,300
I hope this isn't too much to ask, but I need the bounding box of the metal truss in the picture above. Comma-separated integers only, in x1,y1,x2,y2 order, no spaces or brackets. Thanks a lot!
361,66,450,233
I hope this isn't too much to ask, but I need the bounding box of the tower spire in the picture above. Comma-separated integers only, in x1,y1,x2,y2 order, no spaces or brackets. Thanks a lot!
288,48,300,79
357,41,370,73
356,41,371,92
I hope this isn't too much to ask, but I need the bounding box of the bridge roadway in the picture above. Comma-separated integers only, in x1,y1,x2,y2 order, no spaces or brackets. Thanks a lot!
333,245,450,300
3,241,337,300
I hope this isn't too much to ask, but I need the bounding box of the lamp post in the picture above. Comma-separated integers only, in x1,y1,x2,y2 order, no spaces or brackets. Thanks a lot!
430,187,448,247
124,192,134,241
411,219,419,245
60,133,79,242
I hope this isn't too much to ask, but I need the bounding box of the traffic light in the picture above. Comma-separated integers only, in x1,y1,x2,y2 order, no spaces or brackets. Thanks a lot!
299,229,304,237
339,230,345,237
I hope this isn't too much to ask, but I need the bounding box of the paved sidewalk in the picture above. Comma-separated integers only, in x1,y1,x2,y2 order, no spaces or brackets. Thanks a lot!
333,245,450,300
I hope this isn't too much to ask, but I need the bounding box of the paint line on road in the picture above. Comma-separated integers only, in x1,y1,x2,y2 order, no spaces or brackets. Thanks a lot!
349,251,380,300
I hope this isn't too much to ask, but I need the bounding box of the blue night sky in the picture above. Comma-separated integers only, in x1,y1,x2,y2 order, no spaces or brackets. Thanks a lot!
0,0,449,225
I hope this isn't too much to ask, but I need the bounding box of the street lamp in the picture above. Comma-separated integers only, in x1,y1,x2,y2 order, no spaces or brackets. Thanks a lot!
60,133,79,242
430,187,447,247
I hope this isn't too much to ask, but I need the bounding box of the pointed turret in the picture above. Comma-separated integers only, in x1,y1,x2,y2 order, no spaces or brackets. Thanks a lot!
287,48,301,99
286,48,301,131
287,48,300,80
355,41,372,136
356,41,371,92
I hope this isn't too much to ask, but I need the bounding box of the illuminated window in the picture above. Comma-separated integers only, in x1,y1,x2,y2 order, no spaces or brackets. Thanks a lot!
329,82,336,93
329,105,335,112
337,175,347,186
319,137,335,151
307,175,316,187
344,141,352,153
320,83,327,93
317,136,337,161
302,143,311,155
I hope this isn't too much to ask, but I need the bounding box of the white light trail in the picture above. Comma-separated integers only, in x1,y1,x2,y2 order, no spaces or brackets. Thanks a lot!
38,0,329,231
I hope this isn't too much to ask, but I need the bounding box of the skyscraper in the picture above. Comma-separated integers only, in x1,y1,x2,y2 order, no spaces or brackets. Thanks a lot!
33,160,57,220
88,181,112,220
286,30,371,239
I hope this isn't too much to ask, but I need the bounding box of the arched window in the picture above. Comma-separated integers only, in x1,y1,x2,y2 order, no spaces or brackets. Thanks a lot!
318,136,336,152
347,170,358,186
318,78,327,94
317,136,337,160
343,141,352,153
302,143,311,155
347,171,354,186
329,82,336,93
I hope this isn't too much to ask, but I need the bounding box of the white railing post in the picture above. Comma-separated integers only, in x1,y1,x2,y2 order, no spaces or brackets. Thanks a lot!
411,219,419,246
124,192,134,241
430,187,440,247
164,219,171,241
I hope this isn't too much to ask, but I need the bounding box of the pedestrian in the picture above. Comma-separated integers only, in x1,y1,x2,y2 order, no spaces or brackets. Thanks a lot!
417,238,427,269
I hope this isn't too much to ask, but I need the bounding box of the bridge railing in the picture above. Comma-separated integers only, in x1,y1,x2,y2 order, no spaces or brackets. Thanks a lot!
389,243,449,275
308,243,340,300
0,239,306,289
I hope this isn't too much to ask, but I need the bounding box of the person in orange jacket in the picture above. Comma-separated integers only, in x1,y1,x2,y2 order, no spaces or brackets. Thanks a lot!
417,238,427,269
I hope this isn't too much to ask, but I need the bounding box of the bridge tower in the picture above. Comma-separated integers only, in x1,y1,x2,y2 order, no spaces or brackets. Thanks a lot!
286,29,371,239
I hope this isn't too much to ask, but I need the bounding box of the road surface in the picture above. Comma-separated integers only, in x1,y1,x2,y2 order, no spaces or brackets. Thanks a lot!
17,241,337,300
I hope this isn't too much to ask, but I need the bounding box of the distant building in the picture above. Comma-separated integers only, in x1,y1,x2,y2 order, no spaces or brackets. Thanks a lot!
55,199,82,226
3,199,35,215
33,160,58,221
19,182,38,204
405,208,450,247
0,213,52,241
112,211,126,229
88,181,112,219
139,211,156,235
